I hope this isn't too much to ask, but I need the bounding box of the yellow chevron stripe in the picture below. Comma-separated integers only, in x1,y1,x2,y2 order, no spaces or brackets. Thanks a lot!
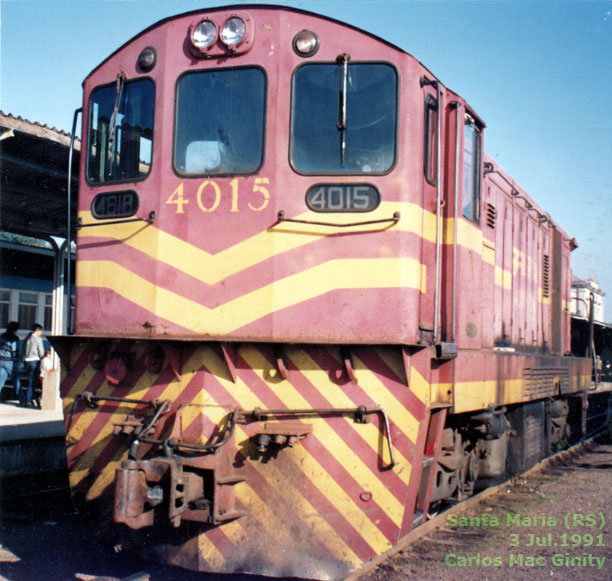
59,342,87,387
77,257,425,334
62,363,99,421
70,386,161,493
239,346,398,548
79,349,311,566
187,347,364,566
351,353,422,444
194,535,226,571
375,347,429,406
74,347,205,495
78,201,434,285
235,433,364,568
286,347,412,483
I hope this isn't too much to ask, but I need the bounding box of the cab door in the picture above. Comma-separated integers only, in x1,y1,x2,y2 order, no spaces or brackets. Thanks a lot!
418,82,440,339
455,113,484,349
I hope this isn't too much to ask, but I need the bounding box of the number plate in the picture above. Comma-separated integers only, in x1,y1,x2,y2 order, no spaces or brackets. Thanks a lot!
305,184,380,213
92,191,139,219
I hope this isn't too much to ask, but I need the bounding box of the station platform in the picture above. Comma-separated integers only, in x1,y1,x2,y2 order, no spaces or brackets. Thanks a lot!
0,373,68,501
0,400,64,441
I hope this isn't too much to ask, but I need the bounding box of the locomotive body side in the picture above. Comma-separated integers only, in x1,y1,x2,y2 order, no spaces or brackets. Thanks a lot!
54,5,595,579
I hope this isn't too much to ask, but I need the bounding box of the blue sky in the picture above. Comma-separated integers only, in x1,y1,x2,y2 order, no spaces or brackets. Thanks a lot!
1,0,611,319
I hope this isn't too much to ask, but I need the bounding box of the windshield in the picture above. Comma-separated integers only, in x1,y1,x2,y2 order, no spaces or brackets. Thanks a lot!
291,62,397,174
174,67,266,175
87,77,154,184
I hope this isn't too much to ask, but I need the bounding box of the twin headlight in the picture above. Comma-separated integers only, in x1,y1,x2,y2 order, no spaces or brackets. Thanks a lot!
191,16,248,54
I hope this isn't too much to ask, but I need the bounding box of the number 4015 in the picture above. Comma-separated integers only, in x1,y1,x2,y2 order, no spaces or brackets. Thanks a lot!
166,178,270,214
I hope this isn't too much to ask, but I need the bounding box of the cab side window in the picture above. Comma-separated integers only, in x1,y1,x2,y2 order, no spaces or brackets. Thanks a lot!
462,116,482,223
424,95,438,185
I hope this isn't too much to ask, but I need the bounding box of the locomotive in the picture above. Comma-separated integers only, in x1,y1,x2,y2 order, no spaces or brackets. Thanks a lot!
55,5,601,579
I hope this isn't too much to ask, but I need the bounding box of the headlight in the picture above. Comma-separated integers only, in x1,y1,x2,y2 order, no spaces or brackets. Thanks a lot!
191,19,217,52
220,17,246,48
293,30,320,57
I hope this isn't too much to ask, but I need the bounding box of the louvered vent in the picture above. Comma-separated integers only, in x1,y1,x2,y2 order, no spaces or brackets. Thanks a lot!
485,203,497,228
542,254,551,298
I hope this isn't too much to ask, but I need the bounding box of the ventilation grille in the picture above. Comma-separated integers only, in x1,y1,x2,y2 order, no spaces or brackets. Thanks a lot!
542,254,551,298
485,203,497,228
523,367,569,398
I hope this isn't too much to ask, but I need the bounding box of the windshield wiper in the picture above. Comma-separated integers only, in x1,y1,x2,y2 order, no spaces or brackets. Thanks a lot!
107,72,127,179
336,54,350,167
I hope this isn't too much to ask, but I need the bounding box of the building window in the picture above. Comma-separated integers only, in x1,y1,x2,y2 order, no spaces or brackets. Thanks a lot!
44,294,53,331
462,116,482,223
0,290,9,328
18,292,38,330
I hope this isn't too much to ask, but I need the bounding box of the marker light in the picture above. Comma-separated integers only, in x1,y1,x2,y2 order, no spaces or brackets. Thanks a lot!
293,30,320,57
191,19,217,52
138,47,157,72
221,17,246,48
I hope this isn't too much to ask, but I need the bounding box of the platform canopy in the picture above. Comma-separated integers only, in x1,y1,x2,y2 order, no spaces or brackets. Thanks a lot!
0,111,79,240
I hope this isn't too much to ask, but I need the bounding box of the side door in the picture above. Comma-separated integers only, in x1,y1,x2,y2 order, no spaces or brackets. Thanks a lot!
455,112,484,349
418,81,441,340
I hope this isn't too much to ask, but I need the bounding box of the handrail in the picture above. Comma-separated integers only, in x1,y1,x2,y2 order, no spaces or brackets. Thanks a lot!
274,210,400,229
452,101,461,343
248,405,396,469
76,211,156,229
484,161,551,225
66,108,82,335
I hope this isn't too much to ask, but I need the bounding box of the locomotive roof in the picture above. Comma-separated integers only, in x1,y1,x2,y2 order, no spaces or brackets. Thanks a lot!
85,4,430,83
83,4,489,130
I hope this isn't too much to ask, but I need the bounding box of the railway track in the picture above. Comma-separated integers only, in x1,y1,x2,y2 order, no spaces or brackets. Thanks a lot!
355,433,612,581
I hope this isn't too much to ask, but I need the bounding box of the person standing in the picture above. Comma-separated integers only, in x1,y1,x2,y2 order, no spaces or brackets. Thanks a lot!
0,321,21,400
22,323,44,408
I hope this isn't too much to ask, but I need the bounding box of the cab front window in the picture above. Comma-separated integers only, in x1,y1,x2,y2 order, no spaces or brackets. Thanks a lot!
174,67,266,176
291,62,397,174
87,77,154,184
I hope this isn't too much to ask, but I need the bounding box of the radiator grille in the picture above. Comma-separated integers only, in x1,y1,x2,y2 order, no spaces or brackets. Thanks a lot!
523,367,569,399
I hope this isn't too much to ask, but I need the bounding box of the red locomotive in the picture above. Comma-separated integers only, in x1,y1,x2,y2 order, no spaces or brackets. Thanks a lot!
55,5,602,578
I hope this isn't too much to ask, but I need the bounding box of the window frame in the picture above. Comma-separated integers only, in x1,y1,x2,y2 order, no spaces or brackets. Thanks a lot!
424,94,438,186
0,289,10,329
17,291,38,331
462,115,482,224
86,76,156,187
289,60,400,176
172,65,268,178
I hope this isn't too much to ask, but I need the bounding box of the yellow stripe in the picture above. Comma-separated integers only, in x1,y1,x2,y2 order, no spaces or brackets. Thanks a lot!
453,378,525,413
236,432,364,568
445,217,553,305
192,346,364,566
78,202,434,285
351,352,422,444
77,258,425,334
239,346,394,553
73,347,205,493
284,347,412,486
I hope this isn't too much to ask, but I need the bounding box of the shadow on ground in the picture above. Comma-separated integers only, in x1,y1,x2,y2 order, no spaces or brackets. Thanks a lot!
0,492,272,581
